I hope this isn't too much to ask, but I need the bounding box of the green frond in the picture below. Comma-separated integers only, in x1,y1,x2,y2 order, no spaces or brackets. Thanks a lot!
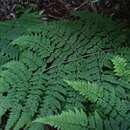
5,104,22,130
39,82,67,116
14,95,40,130
64,80,103,103
0,97,12,118
35,108,105,130
10,35,41,50
106,55,130,82
111,56,127,76
64,88,86,110
34,108,89,130
0,11,130,130
35,79,130,130
20,50,43,71
116,47,130,62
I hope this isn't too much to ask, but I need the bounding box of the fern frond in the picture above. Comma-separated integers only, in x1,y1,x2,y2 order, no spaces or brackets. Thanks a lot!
5,104,22,130
13,70,45,130
111,56,127,76
39,81,67,116
65,80,130,121
20,50,43,71
35,108,104,130
34,108,90,130
0,61,31,129
36,80,130,130
64,88,86,110
10,35,41,50
111,56,130,81
0,96,12,118
0,11,130,130
64,80,103,103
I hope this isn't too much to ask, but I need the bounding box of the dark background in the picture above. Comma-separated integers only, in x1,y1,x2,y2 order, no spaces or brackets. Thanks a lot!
0,0,130,24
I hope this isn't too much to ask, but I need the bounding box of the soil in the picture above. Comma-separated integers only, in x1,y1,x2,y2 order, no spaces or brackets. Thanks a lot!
0,0,130,24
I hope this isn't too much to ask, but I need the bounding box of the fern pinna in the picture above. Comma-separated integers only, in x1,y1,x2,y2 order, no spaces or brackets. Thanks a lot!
0,11,130,130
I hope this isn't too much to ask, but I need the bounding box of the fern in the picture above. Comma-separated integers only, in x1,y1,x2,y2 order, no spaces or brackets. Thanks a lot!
35,109,104,130
111,55,130,80
111,56,127,75
35,81,130,130
0,11,42,70
65,80,130,118
0,11,130,130
64,80,103,103
34,108,89,130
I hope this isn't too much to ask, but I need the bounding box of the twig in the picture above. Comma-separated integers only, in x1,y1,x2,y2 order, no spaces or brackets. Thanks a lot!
74,2,88,11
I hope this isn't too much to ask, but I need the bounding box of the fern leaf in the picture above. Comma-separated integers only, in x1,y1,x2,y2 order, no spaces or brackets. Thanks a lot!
111,56,130,81
39,82,66,116
5,104,22,130
35,108,104,130
34,109,89,130
111,56,127,76
65,80,130,122
0,11,130,130
20,51,43,71
64,80,103,102
0,97,11,118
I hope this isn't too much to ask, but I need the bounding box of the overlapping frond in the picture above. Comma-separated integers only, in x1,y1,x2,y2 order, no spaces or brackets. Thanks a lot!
35,80,130,130
35,108,89,130
0,11,130,130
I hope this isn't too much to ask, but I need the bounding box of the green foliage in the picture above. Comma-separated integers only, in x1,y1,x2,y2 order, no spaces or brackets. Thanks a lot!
0,11,130,130
111,56,127,76
0,11,42,67
111,56,130,80
64,80,103,102
35,108,89,130
35,80,130,130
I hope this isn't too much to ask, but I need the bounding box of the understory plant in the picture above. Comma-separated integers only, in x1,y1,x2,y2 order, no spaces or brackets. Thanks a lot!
35,76,130,130
0,11,130,130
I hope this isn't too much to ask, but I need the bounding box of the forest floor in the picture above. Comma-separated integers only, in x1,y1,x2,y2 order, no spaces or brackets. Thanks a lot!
0,0,130,25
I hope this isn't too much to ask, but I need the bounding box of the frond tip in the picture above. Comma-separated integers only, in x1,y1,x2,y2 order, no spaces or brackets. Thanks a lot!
111,56,130,81
111,56,127,76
